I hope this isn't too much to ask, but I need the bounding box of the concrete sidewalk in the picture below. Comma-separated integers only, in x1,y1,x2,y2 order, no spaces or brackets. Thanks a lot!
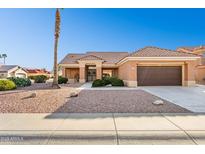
0,113,205,145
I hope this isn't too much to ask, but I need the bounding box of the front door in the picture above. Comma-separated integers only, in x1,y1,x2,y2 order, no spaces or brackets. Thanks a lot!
87,69,96,82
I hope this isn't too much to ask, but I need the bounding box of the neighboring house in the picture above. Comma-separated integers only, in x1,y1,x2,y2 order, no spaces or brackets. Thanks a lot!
25,68,51,78
177,45,205,54
0,65,27,78
59,46,200,87
177,46,205,84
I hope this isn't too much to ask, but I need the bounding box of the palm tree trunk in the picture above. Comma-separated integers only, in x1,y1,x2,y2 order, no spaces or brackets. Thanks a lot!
52,34,59,88
52,9,60,88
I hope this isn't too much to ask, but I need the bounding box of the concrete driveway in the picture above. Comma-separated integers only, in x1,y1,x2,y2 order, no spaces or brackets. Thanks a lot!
141,85,205,113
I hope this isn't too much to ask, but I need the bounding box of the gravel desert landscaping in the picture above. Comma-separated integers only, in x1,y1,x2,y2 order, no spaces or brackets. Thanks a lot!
0,83,191,113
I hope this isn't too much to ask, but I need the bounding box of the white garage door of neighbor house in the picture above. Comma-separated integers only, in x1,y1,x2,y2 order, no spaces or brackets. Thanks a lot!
16,73,26,78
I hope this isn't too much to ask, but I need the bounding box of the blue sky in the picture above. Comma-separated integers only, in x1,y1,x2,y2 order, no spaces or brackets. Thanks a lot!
0,8,205,70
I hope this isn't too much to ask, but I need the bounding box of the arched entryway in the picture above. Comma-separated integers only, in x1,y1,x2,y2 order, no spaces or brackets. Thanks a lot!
86,65,96,82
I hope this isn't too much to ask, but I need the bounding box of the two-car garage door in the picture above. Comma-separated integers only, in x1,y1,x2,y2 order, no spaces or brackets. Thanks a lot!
137,66,182,86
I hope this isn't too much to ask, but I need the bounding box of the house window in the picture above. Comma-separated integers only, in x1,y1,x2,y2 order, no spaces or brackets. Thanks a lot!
102,69,117,78
102,70,112,78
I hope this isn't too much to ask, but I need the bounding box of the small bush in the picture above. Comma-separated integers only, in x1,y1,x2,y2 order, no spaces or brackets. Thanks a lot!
108,77,124,86
58,76,68,84
102,77,111,85
7,77,31,87
0,80,16,91
92,77,124,87
92,79,105,87
33,75,48,83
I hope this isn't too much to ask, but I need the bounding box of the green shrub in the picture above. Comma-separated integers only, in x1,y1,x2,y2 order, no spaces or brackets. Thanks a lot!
92,77,124,87
58,76,68,84
92,79,105,87
0,80,16,91
33,75,48,83
7,77,31,87
102,77,111,85
109,77,124,86
28,75,49,81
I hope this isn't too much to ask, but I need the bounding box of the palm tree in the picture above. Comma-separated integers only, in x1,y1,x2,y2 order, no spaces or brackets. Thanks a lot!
52,8,61,88
0,54,7,64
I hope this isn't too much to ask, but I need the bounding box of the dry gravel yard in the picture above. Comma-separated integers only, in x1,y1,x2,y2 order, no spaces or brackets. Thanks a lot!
54,90,191,113
0,84,190,113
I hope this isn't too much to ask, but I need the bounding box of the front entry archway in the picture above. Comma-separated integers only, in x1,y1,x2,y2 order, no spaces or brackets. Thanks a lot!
78,59,103,83
86,65,96,82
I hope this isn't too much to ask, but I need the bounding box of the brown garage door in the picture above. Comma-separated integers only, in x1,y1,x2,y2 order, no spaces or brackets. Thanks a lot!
137,66,182,86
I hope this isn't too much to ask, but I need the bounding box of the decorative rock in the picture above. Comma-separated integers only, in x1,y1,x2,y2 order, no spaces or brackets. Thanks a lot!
106,84,112,87
152,100,164,105
70,92,78,97
30,92,37,98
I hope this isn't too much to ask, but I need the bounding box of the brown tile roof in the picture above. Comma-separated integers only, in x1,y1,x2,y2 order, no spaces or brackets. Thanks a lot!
86,52,129,64
130,46,199,57
59,52,129,64
59,54,85,64
177,46,205,55
78,55,104,61
59,47,199,65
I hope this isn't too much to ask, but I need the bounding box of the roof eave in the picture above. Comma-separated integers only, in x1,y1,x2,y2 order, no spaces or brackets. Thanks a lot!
117,56,201,65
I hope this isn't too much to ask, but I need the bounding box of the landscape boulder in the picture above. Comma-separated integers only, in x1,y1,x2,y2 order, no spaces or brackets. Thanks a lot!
70,92,78,97
28,92,37,98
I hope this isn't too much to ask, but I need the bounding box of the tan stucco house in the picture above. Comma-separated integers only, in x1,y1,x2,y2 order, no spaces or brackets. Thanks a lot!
59,46,201,87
